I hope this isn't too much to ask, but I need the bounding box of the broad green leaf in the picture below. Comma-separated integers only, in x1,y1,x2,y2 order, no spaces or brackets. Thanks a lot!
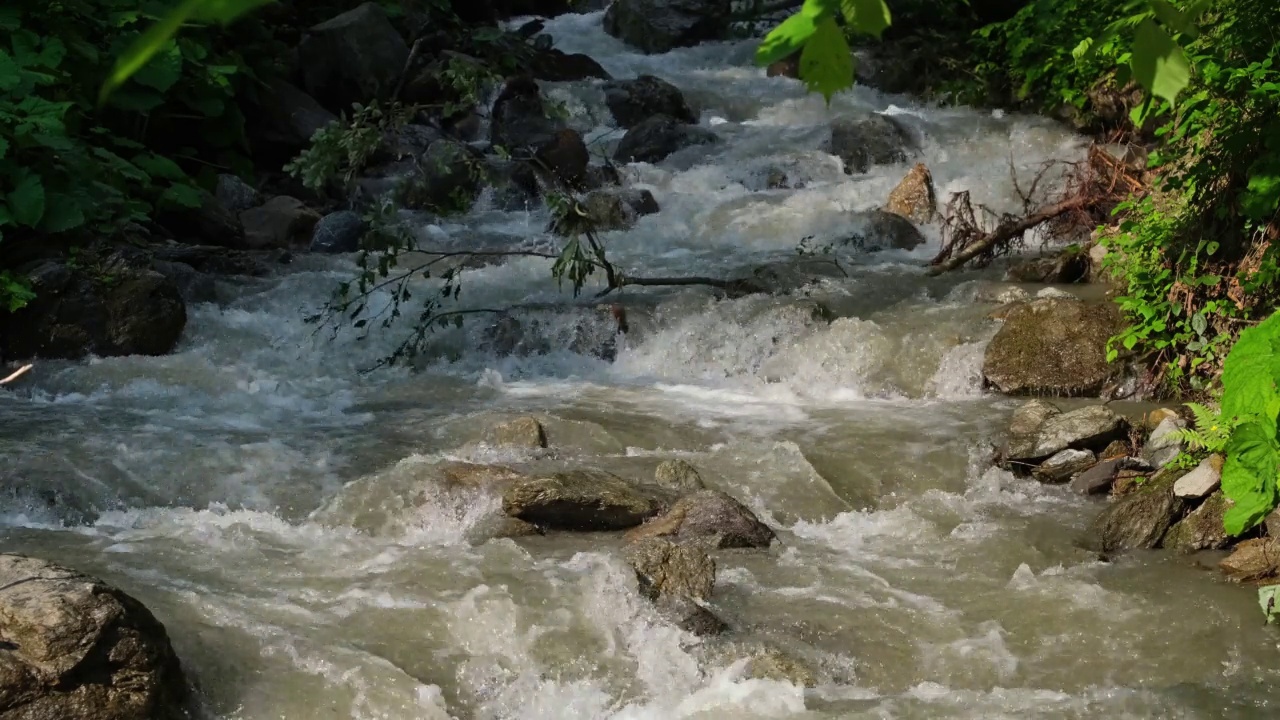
1148,0,1198,38
0,50,21,92
1130,19,1191,106
755,12,818,67
1221,419,1280,535
800,16,853,104
100,0,202,105
132,41,184,93
160,182,205,209
40,192,87,233
1221,312,1280,422
133,153,187,181
8,170,46,228
841,0,892,38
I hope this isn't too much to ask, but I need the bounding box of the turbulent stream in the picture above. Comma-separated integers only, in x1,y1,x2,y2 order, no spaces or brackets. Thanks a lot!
3,10,1280,719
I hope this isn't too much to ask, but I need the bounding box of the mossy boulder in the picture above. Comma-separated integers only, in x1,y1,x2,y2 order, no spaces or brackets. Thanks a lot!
982,297,1126,396
1084,466,1187,555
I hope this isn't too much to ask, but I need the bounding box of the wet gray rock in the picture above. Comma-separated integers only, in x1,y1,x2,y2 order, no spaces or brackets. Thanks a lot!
490,76,564,154
841,209,926,251
484,416,548,449
1004,399,1062,461
1142,416,1187,469
255,78,339,151
152,245,269,277
1006,251,1090,284
309,211,366,254
0,254,187,361
828,115,912,174
1033,449,1096,483
502,469,663,530
604,75,697,128
531,48,612,82
1085,467,1186,554
151,260,218,304
1173,455,1222,499
239,196,322,250
982,297,1126,396
1070,457,1125,496
215,174,261,214
625,489,774,548
580,188,661,231
614,114,717,164
1164,490,1232,553
298,2,409,112
394,139,482,213
654,459,706,492
0,554,188,720
603,0,732,54
625,537,726,636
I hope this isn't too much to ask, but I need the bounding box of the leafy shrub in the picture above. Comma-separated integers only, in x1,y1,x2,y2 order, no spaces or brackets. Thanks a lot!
1218,310,1280,534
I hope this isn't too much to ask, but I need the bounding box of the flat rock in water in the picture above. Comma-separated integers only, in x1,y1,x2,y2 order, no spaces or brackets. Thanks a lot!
1004,399,1062,462
1221,538,1280,583
1029,405,1128,460
1164,491,1232,553
1033,449,1096,483
1173,455,1222,499
484,416,548,449
1084,467,1186,554
653,459,706,492
625,489,775,548
502,469,662,530
0,554,188,720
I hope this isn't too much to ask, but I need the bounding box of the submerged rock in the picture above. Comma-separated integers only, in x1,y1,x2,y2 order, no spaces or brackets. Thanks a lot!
828,115,912,174
746,647,818,688
0,554,188,720
603,75,697,128
840,210,926,251
1164,491,1232,553
603,0,731,54
530,48,612,82
484,416,548,449
653,459,706,492
614,114,717,164
580,187,661,231
502,469,663,530
625,489,775,549
982,297,1126,396
1085,466,1185,554
625,537,726,636
884,163,937,224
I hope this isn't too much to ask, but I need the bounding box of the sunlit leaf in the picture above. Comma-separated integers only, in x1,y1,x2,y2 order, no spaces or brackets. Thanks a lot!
1130,19,1191,106
1222,419,1280,535
799,15,854,105
841,0,892,38
755,12,819,67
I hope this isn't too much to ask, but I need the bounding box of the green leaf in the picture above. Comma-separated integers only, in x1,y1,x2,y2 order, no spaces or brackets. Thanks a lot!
39,192,87,234
799,16,853,105
840,0,892,38
133,153,187,181
131,41,183,93
755,12,818,67
1221,312,1280,423
100,0,202,105
0,50,21,92
1221,419,1280,535
1148,0,1198,38
1130,19,1191,106
160,182,205,209
8,170,45,228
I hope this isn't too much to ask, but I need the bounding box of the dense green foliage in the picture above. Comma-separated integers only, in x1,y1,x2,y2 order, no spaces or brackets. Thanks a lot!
1218,310,1280,534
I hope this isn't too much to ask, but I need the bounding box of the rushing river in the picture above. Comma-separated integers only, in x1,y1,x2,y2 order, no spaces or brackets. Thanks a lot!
3,10,1280,719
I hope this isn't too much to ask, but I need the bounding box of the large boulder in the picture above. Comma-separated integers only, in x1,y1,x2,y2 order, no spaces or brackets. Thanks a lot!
828,115,912,175
490,76,563,154
309,210,367,254
530,49,612,82
1004,403,1128,465
535,129,591,188
982,297,1126,396
625,489,775,549
502,469,665,530
603,0,731,54
0,554,188,720
1164,490,1232,553
614,114,717,163
1006,250,1091,284
484,416,548,449
156,188,245,248
238,196,322,250
214,174,260,214
1084,467,1186,555
0,254,186,362
1221,538,1280,583
840,209,927,251
298,3,410,112
603,75,697,128
253,78,339,154
579,188,661,231
884,163,936,224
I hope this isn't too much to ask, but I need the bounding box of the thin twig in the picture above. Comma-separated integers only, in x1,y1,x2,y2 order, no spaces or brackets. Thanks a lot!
0,364,33,386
